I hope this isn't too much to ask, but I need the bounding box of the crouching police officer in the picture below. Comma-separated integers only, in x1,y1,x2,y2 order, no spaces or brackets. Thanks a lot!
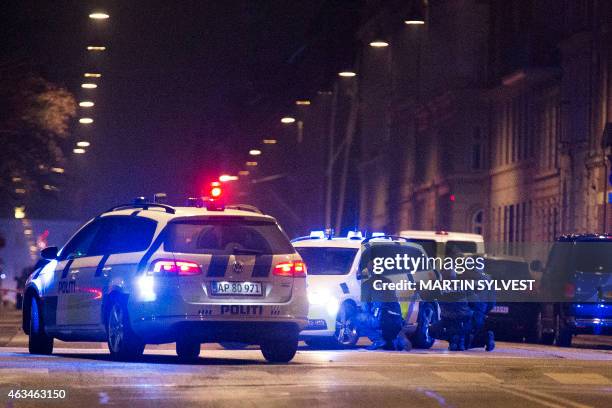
355,272,412,351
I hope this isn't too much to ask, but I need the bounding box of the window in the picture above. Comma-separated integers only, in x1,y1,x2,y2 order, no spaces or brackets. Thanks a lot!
165,218,295,255
445,241,478,257
59,220,105,260
295,247,357,275
471,209,484,235
101,217,157,254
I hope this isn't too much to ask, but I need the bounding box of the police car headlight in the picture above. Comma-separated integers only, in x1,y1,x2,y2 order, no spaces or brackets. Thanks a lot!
325,297,340,316
308,290,340,315
136,274,156,302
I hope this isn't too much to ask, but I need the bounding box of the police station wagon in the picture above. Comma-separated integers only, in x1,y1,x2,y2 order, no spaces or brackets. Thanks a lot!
23,200,308,362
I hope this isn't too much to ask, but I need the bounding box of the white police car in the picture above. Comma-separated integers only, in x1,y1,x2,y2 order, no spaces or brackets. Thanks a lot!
293,230,438,348
23,199,308,362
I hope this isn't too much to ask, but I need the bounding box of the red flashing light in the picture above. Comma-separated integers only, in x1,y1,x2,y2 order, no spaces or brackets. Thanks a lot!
211,186,222,198
150,259,202,276
273,261,307,278
449,194,456,202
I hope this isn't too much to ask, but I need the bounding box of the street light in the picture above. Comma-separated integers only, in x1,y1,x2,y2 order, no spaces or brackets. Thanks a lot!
79,101,95,107
295,100,311,106
246,161,258,166
81,83,97,89
87,46,106,51
238,170,250,176
404,1,425,24
281,117,296,124
89,12,109,19
338,71,357,77
77,141,91,147
369,40,389,47
84,73,102,78
249,149,262,156
263,139,277,144
79,118,94,124
73,148,86,154
219,174,238,182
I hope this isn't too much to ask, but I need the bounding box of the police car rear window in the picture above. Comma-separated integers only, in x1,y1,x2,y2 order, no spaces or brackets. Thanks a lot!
295,247,357,275
165,219,295,255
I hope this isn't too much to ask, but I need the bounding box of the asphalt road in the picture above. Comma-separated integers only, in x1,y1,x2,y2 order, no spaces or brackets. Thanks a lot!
0,338,611,408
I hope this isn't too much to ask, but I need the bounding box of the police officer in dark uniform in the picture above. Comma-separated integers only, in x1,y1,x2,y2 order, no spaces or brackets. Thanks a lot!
356,269,411,351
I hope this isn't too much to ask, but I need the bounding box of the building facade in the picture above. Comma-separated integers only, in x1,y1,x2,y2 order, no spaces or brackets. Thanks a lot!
358,0,612,259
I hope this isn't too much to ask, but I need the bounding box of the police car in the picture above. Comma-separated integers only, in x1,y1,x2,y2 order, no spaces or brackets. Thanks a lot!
23,197,308,363
293,230,438,348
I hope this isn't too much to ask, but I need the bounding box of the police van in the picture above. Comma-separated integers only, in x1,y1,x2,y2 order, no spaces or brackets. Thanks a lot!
293,230,438,348
23,198,308,363
398,230,485,259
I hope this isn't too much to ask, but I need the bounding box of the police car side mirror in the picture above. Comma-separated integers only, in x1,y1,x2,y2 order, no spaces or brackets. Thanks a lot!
530,259,542,272
41,246,59,260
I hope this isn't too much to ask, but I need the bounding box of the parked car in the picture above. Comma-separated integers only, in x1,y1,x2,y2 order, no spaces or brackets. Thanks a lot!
482,255,541,342
531,234,612,347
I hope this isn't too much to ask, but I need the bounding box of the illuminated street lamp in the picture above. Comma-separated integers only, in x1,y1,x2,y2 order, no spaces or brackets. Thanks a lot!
219,174,239,182
295,100,311,106
89,12,109,19
81,83,97,89
14,206,26,219
79,118,94,124
79,101,95,107
84,73,102,78
246,161,258,166
73,148,86,154
238,170,250,176
249,149,262,156
338,71,357,77
51,167,65,174
263,139,277,144
87,46,107,51
281,117,296,124
369,40,389,47
404,1,425,25
77,141,91,147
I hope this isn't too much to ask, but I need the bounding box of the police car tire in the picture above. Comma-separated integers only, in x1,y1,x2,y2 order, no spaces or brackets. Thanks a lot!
28,297,53,355
260,337,298,363
176,338,201,360
107,301,145,361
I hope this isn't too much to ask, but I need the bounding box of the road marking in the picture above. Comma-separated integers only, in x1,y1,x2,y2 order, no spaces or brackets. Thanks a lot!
544,372,611,385
501,384,594,408
433,371,500,383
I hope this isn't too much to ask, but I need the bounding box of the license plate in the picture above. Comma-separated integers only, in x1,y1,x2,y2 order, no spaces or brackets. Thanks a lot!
211,281,262,296
491,306,509,314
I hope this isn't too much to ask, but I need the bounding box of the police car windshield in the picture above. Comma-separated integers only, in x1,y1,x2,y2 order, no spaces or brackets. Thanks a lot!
295,247,357,275
165,219,295,255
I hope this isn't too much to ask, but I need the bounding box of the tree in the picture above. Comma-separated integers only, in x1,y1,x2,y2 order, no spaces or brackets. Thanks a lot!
0,61,76,200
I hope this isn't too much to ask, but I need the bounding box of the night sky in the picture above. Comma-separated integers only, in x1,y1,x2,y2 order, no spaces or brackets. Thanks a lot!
1,1,361,218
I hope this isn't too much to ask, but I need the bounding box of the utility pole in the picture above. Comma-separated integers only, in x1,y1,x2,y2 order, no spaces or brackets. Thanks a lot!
324,83,339,230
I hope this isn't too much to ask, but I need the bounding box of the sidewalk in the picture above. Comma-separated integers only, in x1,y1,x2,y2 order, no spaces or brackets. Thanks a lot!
0,307,22,347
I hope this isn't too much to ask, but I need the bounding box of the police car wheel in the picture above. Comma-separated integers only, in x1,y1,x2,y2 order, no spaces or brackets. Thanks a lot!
260,337,298,363
176,338,201,361
28,296,53,355
334,303,359,347
107,301,145,360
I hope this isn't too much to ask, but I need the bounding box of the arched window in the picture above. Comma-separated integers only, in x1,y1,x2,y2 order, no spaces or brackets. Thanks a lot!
471,209,484,235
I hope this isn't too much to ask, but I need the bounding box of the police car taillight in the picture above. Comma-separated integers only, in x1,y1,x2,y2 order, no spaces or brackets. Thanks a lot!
273,261,307,278
150,259,202,276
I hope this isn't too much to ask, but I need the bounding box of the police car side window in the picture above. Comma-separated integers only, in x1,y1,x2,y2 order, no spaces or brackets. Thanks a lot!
102,217,157,255
59,220,105,260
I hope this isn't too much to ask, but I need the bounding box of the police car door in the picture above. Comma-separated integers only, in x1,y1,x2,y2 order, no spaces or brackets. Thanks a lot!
53,219,107,327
